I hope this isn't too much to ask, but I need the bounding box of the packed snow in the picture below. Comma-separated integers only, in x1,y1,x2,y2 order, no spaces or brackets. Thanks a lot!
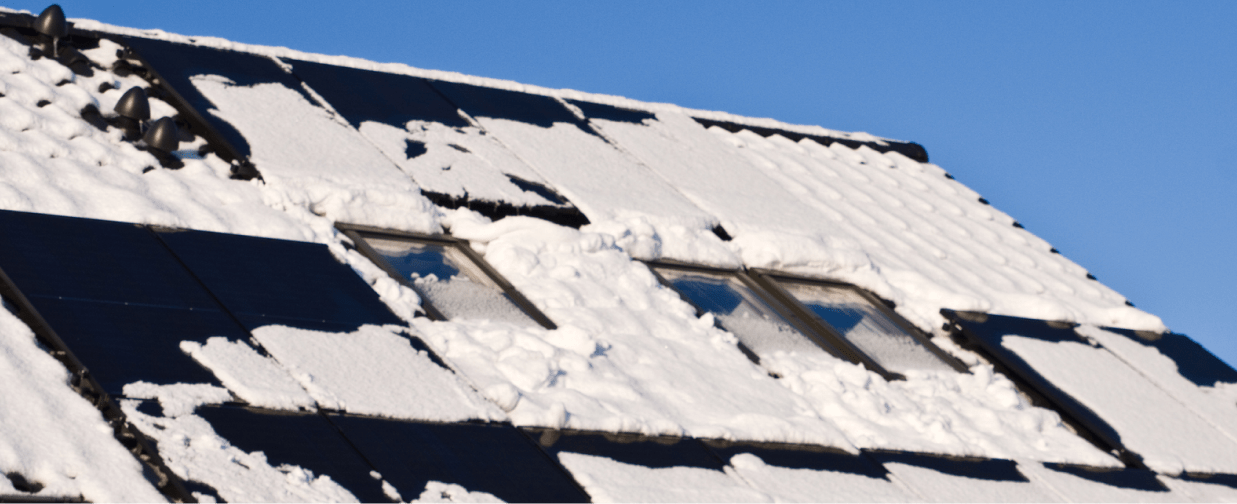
1016,461,1189,503
465,117,735,265
725,452,913,502
120,394,360,503
556,452,770,502
1002,335,1237,474
879,460,1059,503
358,119,559,208
189,74,441,236
0,35,314,240
250,324,506,421
0,306,165,502
180,337,317,411
1076,325,1237,448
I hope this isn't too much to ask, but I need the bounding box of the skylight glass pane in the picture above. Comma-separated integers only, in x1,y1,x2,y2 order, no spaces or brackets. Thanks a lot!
653,267,820,356
778,282,954,373
363,236,538,326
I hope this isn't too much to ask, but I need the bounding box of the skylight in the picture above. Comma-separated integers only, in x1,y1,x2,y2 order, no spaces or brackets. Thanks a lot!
341,224,555,329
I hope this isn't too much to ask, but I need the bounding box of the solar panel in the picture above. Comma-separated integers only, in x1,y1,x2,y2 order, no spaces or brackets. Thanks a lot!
1042,463,1168,492
704,440,887,479
943,310,1237,474
565,99,655,124
156,229,404,331
282,58,468,129
528,428,724,471
331,417,588,503
32,299,237,395
1099,328,1237,387
866,451,1027,482
0,210,215,308
942,311,1130,454
427,80,582,129
195,405,390,503
122,37,310,161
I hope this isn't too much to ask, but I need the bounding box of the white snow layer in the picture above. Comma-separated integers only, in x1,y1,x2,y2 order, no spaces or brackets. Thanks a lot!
1002,335,1237,474
180,337,317,411
0,309,165,502
440,213,1116,464
699,126,1163,335
1015,461,1191,503
725,452,913,502
466,117,736,265
250,324,506,421
120,394,360,503
556,452,770,502
1076,325,1237,449
879,461,1059,503
189,74,441,235
0,36,316,241
358,119,557,207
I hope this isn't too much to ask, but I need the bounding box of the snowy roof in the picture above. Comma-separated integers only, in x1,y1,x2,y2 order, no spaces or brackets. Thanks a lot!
0,5,1235,502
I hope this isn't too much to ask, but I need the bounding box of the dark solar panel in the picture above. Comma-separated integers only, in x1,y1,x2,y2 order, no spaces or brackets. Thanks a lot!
564,99,656,124
941,310,1127,454
0,210,215,308
195,405,390,503
282,58,469,129
527,428,724,471
122,37,311,161
427,81,581,129
156,229,403,331
866,451,1027,482
1180,472,1237,490
1042,463,1167,492
29,299,238,395
704,440,887,479
331,417,588,503
1100,328,1237,387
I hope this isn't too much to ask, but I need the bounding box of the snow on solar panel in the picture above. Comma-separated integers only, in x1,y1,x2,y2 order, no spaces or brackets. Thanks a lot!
285,60,561,209
330,417,588,503
251,324,505,422
1077,324,1237,449
0,304,164,502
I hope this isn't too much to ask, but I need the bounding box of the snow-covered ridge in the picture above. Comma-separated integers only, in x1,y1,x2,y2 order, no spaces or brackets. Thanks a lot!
0,5,904,147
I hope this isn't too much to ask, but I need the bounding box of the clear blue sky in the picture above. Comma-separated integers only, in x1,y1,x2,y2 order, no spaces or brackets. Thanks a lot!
27,1,1237,366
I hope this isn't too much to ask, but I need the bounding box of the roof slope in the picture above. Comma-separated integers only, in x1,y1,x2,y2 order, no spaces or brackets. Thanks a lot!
0,5,1233,502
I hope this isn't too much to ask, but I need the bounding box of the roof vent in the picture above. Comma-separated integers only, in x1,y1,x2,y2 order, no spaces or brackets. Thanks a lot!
114,87,151,121
143,117,180,153
33,5,67,39
33,5,67,54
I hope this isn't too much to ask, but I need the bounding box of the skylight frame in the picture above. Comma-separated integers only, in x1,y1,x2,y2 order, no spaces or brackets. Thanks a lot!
750,270,970,377
337,223,556,330
645,261,968,380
